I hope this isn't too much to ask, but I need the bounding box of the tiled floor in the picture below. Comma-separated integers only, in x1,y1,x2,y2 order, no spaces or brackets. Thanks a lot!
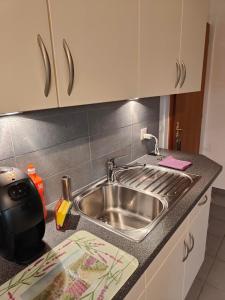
186,192,225,300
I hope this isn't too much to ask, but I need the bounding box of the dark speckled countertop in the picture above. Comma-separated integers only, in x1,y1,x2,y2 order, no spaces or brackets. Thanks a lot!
0,150,222,299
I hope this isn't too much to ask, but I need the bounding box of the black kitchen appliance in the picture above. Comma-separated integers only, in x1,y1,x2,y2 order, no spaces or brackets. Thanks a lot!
0,167,45,264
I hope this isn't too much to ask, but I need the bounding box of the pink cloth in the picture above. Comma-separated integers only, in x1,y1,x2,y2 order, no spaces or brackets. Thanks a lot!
158,155,192,171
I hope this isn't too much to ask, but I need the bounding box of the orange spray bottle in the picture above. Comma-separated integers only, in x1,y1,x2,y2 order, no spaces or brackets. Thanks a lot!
27,164,47,220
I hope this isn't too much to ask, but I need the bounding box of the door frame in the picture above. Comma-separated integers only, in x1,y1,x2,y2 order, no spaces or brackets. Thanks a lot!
168,95,176,150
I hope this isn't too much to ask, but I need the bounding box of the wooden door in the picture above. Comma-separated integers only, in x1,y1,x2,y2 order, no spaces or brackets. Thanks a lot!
169,24,210,154
0,0,58,114
48,0,138,107
139,0,182,98
179,0,208,93
183,191,211,298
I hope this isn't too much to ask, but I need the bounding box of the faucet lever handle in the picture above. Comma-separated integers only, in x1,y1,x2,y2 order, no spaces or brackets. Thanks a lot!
109,154,128,166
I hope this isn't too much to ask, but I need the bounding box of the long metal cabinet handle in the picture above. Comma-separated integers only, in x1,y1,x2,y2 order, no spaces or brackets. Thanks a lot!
37,34,51,97
63,39,74,96
198,195,208,206
175,61,181,88
188,233,195,253
183,240,189,262
180,61,186,88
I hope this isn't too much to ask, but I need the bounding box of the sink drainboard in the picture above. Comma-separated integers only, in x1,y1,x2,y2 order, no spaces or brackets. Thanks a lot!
115,165,200,206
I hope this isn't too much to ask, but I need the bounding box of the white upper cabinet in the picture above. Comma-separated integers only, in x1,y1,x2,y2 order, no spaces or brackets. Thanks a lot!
179,0,209,93
139,0,182,97
48,0,138,107
0,0,208,114
139,0,208,97
0,0,58,114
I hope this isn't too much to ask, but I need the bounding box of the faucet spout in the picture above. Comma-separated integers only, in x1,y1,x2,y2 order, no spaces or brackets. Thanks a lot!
106,157,146,183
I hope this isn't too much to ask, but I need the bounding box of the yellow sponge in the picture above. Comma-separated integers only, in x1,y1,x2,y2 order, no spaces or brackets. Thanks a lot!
56,200,72,228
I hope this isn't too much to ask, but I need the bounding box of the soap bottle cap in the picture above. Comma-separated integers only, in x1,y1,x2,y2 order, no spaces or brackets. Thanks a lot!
27,163,36,175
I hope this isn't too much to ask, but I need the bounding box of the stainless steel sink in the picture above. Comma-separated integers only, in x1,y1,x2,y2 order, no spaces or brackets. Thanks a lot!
74,180,167,241
73,164,200,242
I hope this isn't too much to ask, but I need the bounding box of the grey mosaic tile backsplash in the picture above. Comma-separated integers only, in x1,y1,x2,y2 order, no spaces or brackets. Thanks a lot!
0,98,160,205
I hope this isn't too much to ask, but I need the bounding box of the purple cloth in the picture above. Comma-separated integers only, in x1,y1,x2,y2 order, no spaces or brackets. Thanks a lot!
158,155,192,171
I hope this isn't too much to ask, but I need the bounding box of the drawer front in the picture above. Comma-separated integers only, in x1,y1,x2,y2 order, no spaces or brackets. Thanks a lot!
189,187,212,221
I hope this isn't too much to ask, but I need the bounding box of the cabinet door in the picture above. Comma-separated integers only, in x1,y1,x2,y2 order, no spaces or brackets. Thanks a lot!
145,232,186,300
183,192,211,298
48,0,138,107
124,274,145,300
0,0,58,114
179,0,208,93
139,0,182,98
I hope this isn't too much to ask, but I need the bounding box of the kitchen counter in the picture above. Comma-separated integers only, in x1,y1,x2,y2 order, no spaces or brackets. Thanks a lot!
0,150,222,299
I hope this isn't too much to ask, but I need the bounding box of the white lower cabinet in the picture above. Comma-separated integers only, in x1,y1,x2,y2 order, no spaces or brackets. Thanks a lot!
125,188,211,300
145,230,186,300
138,291,146,300
183,188,211,298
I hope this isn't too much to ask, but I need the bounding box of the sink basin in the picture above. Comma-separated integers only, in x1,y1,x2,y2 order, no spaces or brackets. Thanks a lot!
74,181,167,241
74,165,200,242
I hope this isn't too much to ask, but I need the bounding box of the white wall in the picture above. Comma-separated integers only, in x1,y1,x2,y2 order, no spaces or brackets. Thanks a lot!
159,96,170,149
200,0,225,189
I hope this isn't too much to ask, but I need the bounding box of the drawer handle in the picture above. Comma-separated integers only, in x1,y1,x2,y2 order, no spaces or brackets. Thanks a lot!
182,240,189,262
198,195,208,206
175,61,181,88
63,39,74,96
37,34,51,97
180,61,186,88
188,233,195,253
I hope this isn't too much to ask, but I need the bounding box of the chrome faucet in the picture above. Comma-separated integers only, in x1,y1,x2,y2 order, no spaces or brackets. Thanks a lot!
106,156,146,183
